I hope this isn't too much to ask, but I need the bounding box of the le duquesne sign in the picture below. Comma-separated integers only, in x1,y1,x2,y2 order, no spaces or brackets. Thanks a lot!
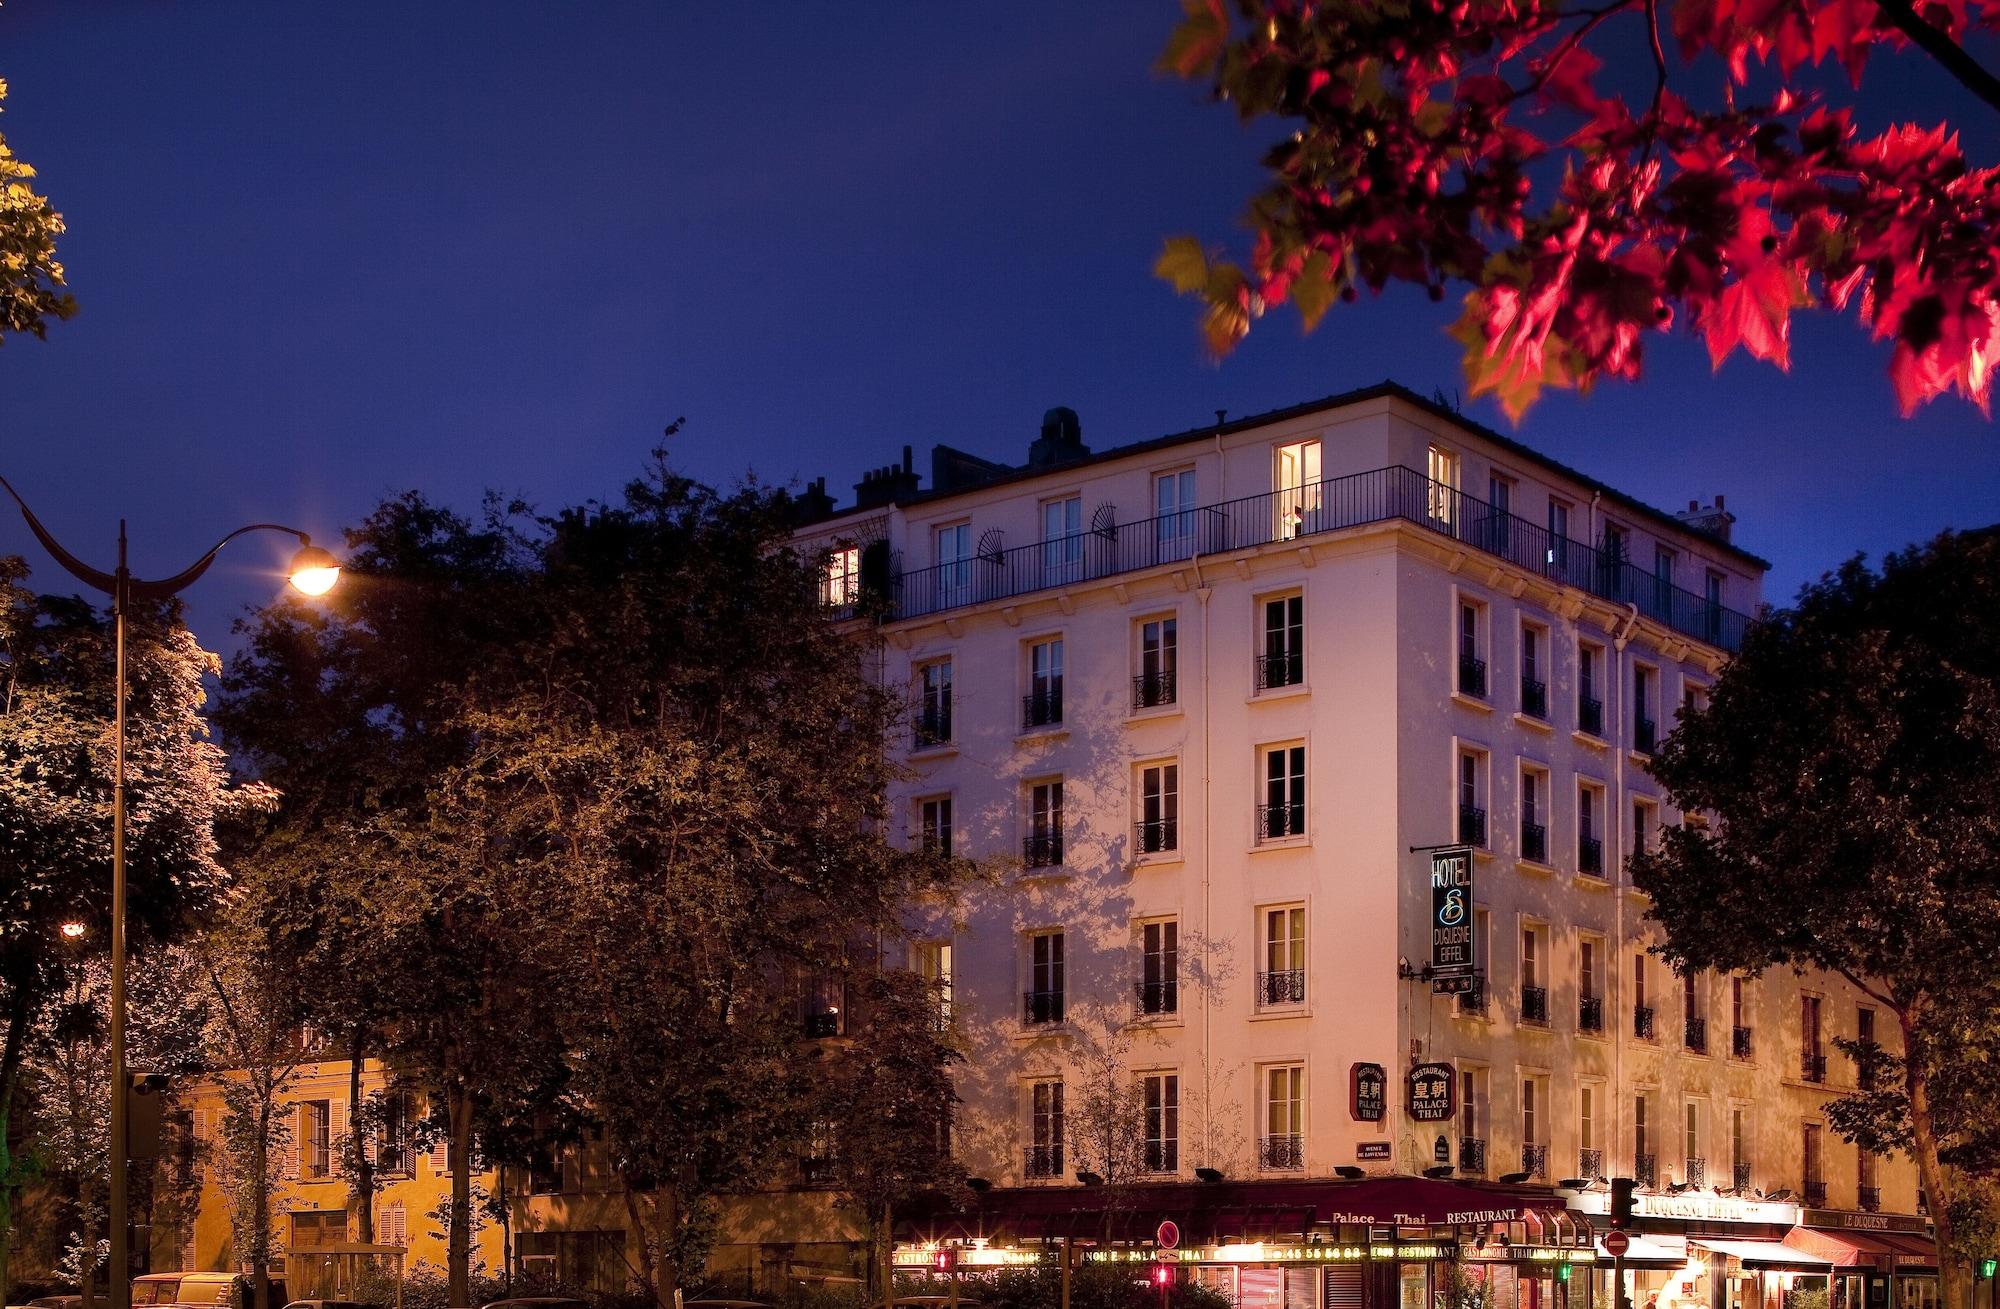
1430,846,1475,985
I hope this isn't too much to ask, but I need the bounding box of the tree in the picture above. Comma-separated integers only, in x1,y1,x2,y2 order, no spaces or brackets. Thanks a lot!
1631,529,2000,1309
0,78,76,342
1157,0,2000,418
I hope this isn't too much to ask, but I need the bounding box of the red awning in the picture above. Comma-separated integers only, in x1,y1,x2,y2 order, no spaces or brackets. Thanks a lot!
1784,1227,1937,1269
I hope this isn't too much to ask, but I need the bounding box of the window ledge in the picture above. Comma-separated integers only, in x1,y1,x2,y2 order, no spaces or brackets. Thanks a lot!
1017,868,1073,886
1572,729,1609,751
1132,851,1185,869
1249,836,1312,854
1126,704,1185,725
1513,712,1553,734
1249,683,1311,705
1250,1006,1311,1022
1517,857,1556,877
1014,1023,1075,1043
1127,1012,1185,1030
909,742,959,761
1627,749,1655,768
1575,1029,1610,1043
1017,725,1070,745
1473,847,1496,864
1572,872,1612,891
1450,691,1494,713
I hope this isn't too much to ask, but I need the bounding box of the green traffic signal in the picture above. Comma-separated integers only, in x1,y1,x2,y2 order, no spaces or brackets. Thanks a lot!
1980,1259,1996,1280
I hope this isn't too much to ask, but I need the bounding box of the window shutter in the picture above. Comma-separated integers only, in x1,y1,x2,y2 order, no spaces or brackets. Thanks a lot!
332,1099,349,1168
283,1106,301,1180
430,1139,449,1173
386,1203,409,1247
362,1110,379,1165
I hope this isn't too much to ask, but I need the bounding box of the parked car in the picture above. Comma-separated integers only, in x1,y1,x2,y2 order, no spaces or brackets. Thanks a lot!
478,1298,590,1309
686,1301,774,1309
878,1299,983,1309
283,1301,369,1309
132,1274,287,1309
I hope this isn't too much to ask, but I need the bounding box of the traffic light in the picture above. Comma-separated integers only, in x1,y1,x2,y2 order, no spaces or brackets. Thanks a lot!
1980,1259,1996,1281
1557,1265,1573,1283
1609,1177,1637,1230
1151,1265,1174,1288
933,1248,957,1273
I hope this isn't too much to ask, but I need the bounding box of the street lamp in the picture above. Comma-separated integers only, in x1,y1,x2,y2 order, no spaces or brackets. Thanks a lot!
0,476,339,1309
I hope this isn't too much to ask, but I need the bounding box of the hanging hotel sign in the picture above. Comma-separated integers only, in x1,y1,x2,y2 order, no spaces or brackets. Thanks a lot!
1408,1061,1456,1121
1430,846,1475,980
1351,1063,1387,1122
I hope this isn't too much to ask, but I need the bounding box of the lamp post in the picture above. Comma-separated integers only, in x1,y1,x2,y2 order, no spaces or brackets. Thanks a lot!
0,477,339,1309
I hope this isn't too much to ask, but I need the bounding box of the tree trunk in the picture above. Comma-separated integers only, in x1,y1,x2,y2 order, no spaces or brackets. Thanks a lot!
871,1201,892,1306
251,1100,272,1309
653,1187,680,1309
447,1083,473,1309
1904,1019,1970,1309
346,1034,373,1244
0,975,39,1309
620,1185,657,1305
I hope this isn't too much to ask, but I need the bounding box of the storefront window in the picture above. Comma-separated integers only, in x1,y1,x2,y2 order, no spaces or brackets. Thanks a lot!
1402,1265,1430,1309
1895,1279,1938,1309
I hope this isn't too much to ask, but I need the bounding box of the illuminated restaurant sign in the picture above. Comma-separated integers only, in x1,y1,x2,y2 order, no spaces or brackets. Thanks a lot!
1570,1190,1800,1225
1090,1244,1453,1265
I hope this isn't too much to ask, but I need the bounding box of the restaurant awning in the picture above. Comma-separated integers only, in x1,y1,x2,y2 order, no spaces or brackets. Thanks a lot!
1595,1234,1688,1268
1694,1238,1833,1269
1784,1227,1937,1269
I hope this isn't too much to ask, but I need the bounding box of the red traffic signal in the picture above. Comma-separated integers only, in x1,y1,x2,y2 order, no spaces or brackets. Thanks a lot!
1151,1264,1173,1288
1609,1177,1637,1230
933,1248,958,1272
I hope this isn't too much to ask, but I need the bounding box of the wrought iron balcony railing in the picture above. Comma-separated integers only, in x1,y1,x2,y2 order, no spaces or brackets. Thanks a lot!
1520,678,1547,719
1685,1017,1708,1053
800,1008,843,1039
1634,1005,1656,1039
1022,831,1063,869
1522,822,1548,863
1135,979,1179,1016
882,465,1753,648
1635,716,1658,754
914,708,952,748
1459,804,1487,847
1805,1180,1828,1206
1734,1161,1752,1191
1520,985,1549,1024
1578,1147,1603,1180
1143,1140,1178,1174
1460,1137,1487,1176
1458,976,1488,1016
1022,990,1065,1025
1636,1152,1657,1186
1133,670,1177,710
1256,650,1305,691
1260,1134,1304,1171
1135,819,1178,855
1459,654,1488,697
1578,696,1604,736
1860,1185,1881,1213
1579,836,1604,875
1803,1052,1828,1083
1257,802,1306,842
1685,1157,1707,1188
1522,1143,1549,1180
1733,1025,1754,1058
1579,995,1604,1032
1021,688,1063,731
1259,969,1306,1007
1024,1144,1064,1179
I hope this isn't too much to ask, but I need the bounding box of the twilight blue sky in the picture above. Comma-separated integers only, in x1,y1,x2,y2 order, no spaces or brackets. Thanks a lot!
0,1,1994,652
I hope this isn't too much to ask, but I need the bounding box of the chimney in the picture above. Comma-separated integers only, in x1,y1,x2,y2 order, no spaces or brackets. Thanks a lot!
794,476,836,521
1675,493,1735,543
1028,407,1090,469
853,445,921,510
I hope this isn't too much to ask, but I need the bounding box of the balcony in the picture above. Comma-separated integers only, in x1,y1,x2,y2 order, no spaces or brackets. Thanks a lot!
1732,1025,1754,1058
1579,696,1604,736
1143,1141,1178,1174
883,465,1751,649
1022,990,1065,1026
1635,716,1658,754
1578,1147,1603,1180
1022,831,1063,869
1459,1137,1487,1176
1522,1143,1548,1180
1260,1134,1304,1171
1135,819,1178,855
800,1008,844,1039
1860,1185,1881,1213
914,708,952,748
1021,688,1063,731
1024,1144,1064,1179
1685,1157,1707,1188
1458,804,1487,847
1803,1052,1828,1083
1634,1005,1656,1040
1734,1162,1752,1191
1579,837,1603,875
1133,670,1177,710
1255,650,1305,691
1458,654,1488,698
1520,985,1549,1025
1579,995,1604,1033
1458,976,1488,1017
1520,678,1547,719
1635,1153,1657,1186
1259,969,1306,1007
1521,822,1548,863
1257,802,1306,842
1805,1180,1828,1207
1685,1016,1708,1053
1135,979,1178,1016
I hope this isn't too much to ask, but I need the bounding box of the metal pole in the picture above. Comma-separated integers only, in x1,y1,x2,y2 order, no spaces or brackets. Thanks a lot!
110,524,129,1309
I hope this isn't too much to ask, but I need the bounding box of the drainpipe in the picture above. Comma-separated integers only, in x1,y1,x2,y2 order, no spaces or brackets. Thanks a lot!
1610,601,1639,1180
1193,427,1224,1164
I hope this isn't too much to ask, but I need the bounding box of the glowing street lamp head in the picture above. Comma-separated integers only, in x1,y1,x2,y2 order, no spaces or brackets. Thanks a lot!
286,542,342,597
59,921,86,940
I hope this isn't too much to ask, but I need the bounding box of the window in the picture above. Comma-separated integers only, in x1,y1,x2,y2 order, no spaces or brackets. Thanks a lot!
1684,972,1707,1052
300,1100,333,1180
1802,994,1826,1081
1857,1006,1877,1089
1274,439,1321,538
1143,1073,1180,1172
1025,780,1063,868
375,1090,413,1176
1803,1122,1825,1202
1258,594,1304,690
1483,474,1514,552
1634,953,1655,1039
1136,617,1178,709
1579,1083,1601,1179
1681,680,1709,722
1427,445,1461,531
1042,496,1083,585
1459,1066,1489,1174
1520,765,1548,862
821,545,860,608
916,660,953,747
1458,602,1487,696
935,523,972,604
1155,469,1198,558
1546,500,1571,576
1138,762,1179,854
919,795,952,858
1026,931,1065,1024
1632,797,1656,860
1685,1100,1706,1186
1731,977,1751,1059
1653,547,1676,611
1704,571,1727,643
1578,642,1604,735
914,940,953,1023
1732,1106,1751,1190
1140,919,1179,1015
1519,925,1548,1024
1635,1093,1655,1184
1634,665,1657,753
1579,938,1603,1032
1259,744,1307,841
1261,905,1306,1007
1859,1146,1881,1211
1027,1080,1065,1178
1521,1076,1548,1178
291,1210,347,1251
1458,749,1487,847
800,972,845,1037
1578,781,1603,874
1461,910,1491,1018
1519,625,1547,718
1024,638,1064,730
1262,1064,1305,1169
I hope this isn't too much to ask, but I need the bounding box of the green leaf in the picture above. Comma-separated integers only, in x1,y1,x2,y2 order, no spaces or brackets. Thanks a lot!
1154,236,1210,295
1293,249,1339,331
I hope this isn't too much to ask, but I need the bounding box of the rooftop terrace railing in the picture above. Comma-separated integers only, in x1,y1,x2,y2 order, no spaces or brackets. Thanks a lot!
886,465,1750,650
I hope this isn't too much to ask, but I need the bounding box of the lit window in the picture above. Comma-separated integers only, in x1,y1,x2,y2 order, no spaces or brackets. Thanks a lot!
821,545,860,607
